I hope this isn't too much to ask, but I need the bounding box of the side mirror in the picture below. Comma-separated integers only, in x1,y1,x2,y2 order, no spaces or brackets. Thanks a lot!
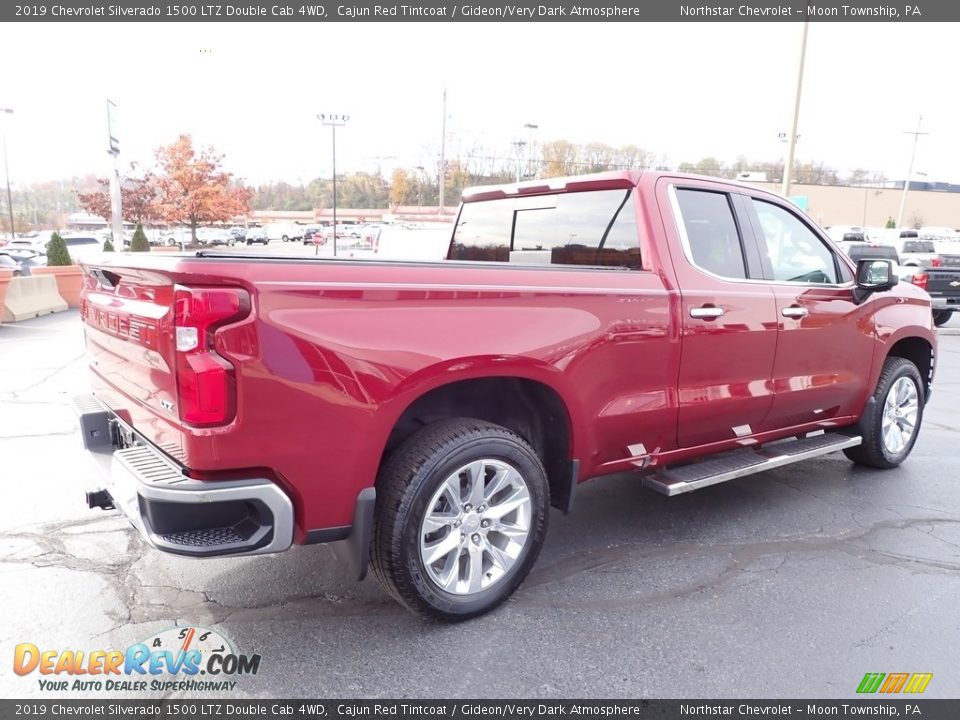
853,258,898,304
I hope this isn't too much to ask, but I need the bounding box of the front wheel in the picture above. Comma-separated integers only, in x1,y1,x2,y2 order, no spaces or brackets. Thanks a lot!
371,418,549,621
844,356,924,469
933,310,953,327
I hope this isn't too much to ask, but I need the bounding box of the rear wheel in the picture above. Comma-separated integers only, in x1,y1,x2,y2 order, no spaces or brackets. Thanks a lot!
844,356,924,469
372,418,549,621
933,310,953,327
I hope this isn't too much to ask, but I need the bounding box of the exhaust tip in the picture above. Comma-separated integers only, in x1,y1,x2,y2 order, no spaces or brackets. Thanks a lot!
86,489,115,511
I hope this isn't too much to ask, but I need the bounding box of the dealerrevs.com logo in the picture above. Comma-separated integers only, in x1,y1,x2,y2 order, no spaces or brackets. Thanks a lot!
14,626,260,693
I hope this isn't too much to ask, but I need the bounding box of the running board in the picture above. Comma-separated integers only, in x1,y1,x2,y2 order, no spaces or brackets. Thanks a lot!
643,432,862,496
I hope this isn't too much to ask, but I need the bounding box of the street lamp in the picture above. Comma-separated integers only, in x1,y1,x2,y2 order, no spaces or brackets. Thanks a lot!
1,108,15,240
523,122,539,179
317,113,349,257
781,21,809,197
512,140,527,183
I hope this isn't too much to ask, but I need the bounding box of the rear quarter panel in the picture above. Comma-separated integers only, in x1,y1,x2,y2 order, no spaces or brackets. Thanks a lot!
231,259,677,535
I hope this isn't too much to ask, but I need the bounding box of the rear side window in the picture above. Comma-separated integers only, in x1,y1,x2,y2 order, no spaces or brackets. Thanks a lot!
674,189,747,280
449,189,641,269
902,241,935,253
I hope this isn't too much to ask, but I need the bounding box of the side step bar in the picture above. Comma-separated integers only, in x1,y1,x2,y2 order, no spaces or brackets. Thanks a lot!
643,432,862,496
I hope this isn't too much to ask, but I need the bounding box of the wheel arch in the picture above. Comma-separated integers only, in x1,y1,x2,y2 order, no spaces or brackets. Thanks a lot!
378,373,579,513
885,333,935,398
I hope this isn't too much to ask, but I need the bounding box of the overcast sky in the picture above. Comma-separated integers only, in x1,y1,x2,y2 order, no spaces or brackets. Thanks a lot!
1,22,955,186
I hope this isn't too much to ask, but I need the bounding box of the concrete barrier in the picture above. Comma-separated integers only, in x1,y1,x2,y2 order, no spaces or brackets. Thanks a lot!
0,269,13,325
2,275,68,323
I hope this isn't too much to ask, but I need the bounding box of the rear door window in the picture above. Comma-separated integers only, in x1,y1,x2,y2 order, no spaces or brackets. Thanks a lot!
674,188,748,280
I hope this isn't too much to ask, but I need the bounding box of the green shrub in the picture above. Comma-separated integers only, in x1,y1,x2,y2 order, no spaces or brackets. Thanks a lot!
103,238,115,252
46,232,73,266
130,223,150,252
885,217,896,229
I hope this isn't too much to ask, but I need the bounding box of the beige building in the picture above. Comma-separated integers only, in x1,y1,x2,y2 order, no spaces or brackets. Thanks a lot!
751,182,960,230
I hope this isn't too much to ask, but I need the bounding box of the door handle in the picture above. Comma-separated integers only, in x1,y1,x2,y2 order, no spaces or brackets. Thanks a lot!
690,306,725,320
781,306,809,319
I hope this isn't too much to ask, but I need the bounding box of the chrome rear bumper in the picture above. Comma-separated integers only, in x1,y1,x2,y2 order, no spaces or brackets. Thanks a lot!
73,394,294,557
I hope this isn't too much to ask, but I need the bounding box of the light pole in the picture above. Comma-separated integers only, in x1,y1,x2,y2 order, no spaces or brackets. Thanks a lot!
512,140,527,183
317,113,349,257
237,177,248,228
438,88,447,215
523,122,538,179
781,21,809,197
1,108,15,239
106,100,123,247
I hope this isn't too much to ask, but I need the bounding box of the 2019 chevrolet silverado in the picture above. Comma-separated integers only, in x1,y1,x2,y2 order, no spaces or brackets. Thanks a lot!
74,171,935,620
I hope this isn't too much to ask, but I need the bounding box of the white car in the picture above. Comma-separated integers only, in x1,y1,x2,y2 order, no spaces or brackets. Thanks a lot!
159,228,194,246
369,224,453,261
195,228,235,246
59,235,105,263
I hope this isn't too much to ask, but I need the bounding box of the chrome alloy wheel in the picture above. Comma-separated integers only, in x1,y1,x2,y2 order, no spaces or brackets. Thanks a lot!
419,459,532,595
881,376,920,455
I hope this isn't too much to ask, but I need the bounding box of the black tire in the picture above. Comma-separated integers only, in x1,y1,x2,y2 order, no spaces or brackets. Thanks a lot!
282,235,289,242
933,310,953,327
371,418,549,621
844,356,924,469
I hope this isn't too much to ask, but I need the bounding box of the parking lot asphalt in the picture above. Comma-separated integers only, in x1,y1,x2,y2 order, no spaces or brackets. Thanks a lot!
2,310,959,699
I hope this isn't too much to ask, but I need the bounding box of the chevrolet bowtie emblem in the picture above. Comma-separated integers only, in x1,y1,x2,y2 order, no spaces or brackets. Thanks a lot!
950,280,960,287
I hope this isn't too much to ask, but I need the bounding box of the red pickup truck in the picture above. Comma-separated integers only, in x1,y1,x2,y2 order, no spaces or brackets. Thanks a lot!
75,171,935,620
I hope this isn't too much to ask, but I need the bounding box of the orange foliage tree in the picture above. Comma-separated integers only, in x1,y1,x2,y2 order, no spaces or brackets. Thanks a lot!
77,170,163,225
154,135,251,243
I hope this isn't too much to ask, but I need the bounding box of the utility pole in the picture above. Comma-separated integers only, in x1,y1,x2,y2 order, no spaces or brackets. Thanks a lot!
782,21,809,197
896,116,928,229
318,113,349,257
0,108,14,240
438,88,447,215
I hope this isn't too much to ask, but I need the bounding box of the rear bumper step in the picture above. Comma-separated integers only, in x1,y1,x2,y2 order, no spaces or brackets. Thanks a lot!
643,432,862,496
72,394,294,558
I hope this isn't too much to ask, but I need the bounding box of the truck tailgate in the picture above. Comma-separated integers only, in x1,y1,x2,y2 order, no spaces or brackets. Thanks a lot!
80,264,185,460
922,267,960,302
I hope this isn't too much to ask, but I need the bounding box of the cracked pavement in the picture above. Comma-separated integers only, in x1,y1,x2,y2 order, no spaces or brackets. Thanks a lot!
2,311,960,698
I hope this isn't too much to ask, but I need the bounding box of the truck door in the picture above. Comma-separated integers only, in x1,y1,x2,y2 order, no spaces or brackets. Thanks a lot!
658,178,779,448
741,197,875,430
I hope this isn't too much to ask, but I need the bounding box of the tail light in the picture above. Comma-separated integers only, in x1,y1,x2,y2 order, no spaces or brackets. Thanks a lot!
931,257,942,267
174,286,249,426
912,272,928,291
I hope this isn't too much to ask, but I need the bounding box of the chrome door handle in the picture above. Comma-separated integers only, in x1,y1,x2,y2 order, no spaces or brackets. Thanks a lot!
781,306,809,319
690,306,725,320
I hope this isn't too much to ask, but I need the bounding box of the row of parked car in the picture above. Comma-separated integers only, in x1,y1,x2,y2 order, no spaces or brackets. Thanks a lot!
826,225,960,265
0,234,108,274
826,225,960,327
